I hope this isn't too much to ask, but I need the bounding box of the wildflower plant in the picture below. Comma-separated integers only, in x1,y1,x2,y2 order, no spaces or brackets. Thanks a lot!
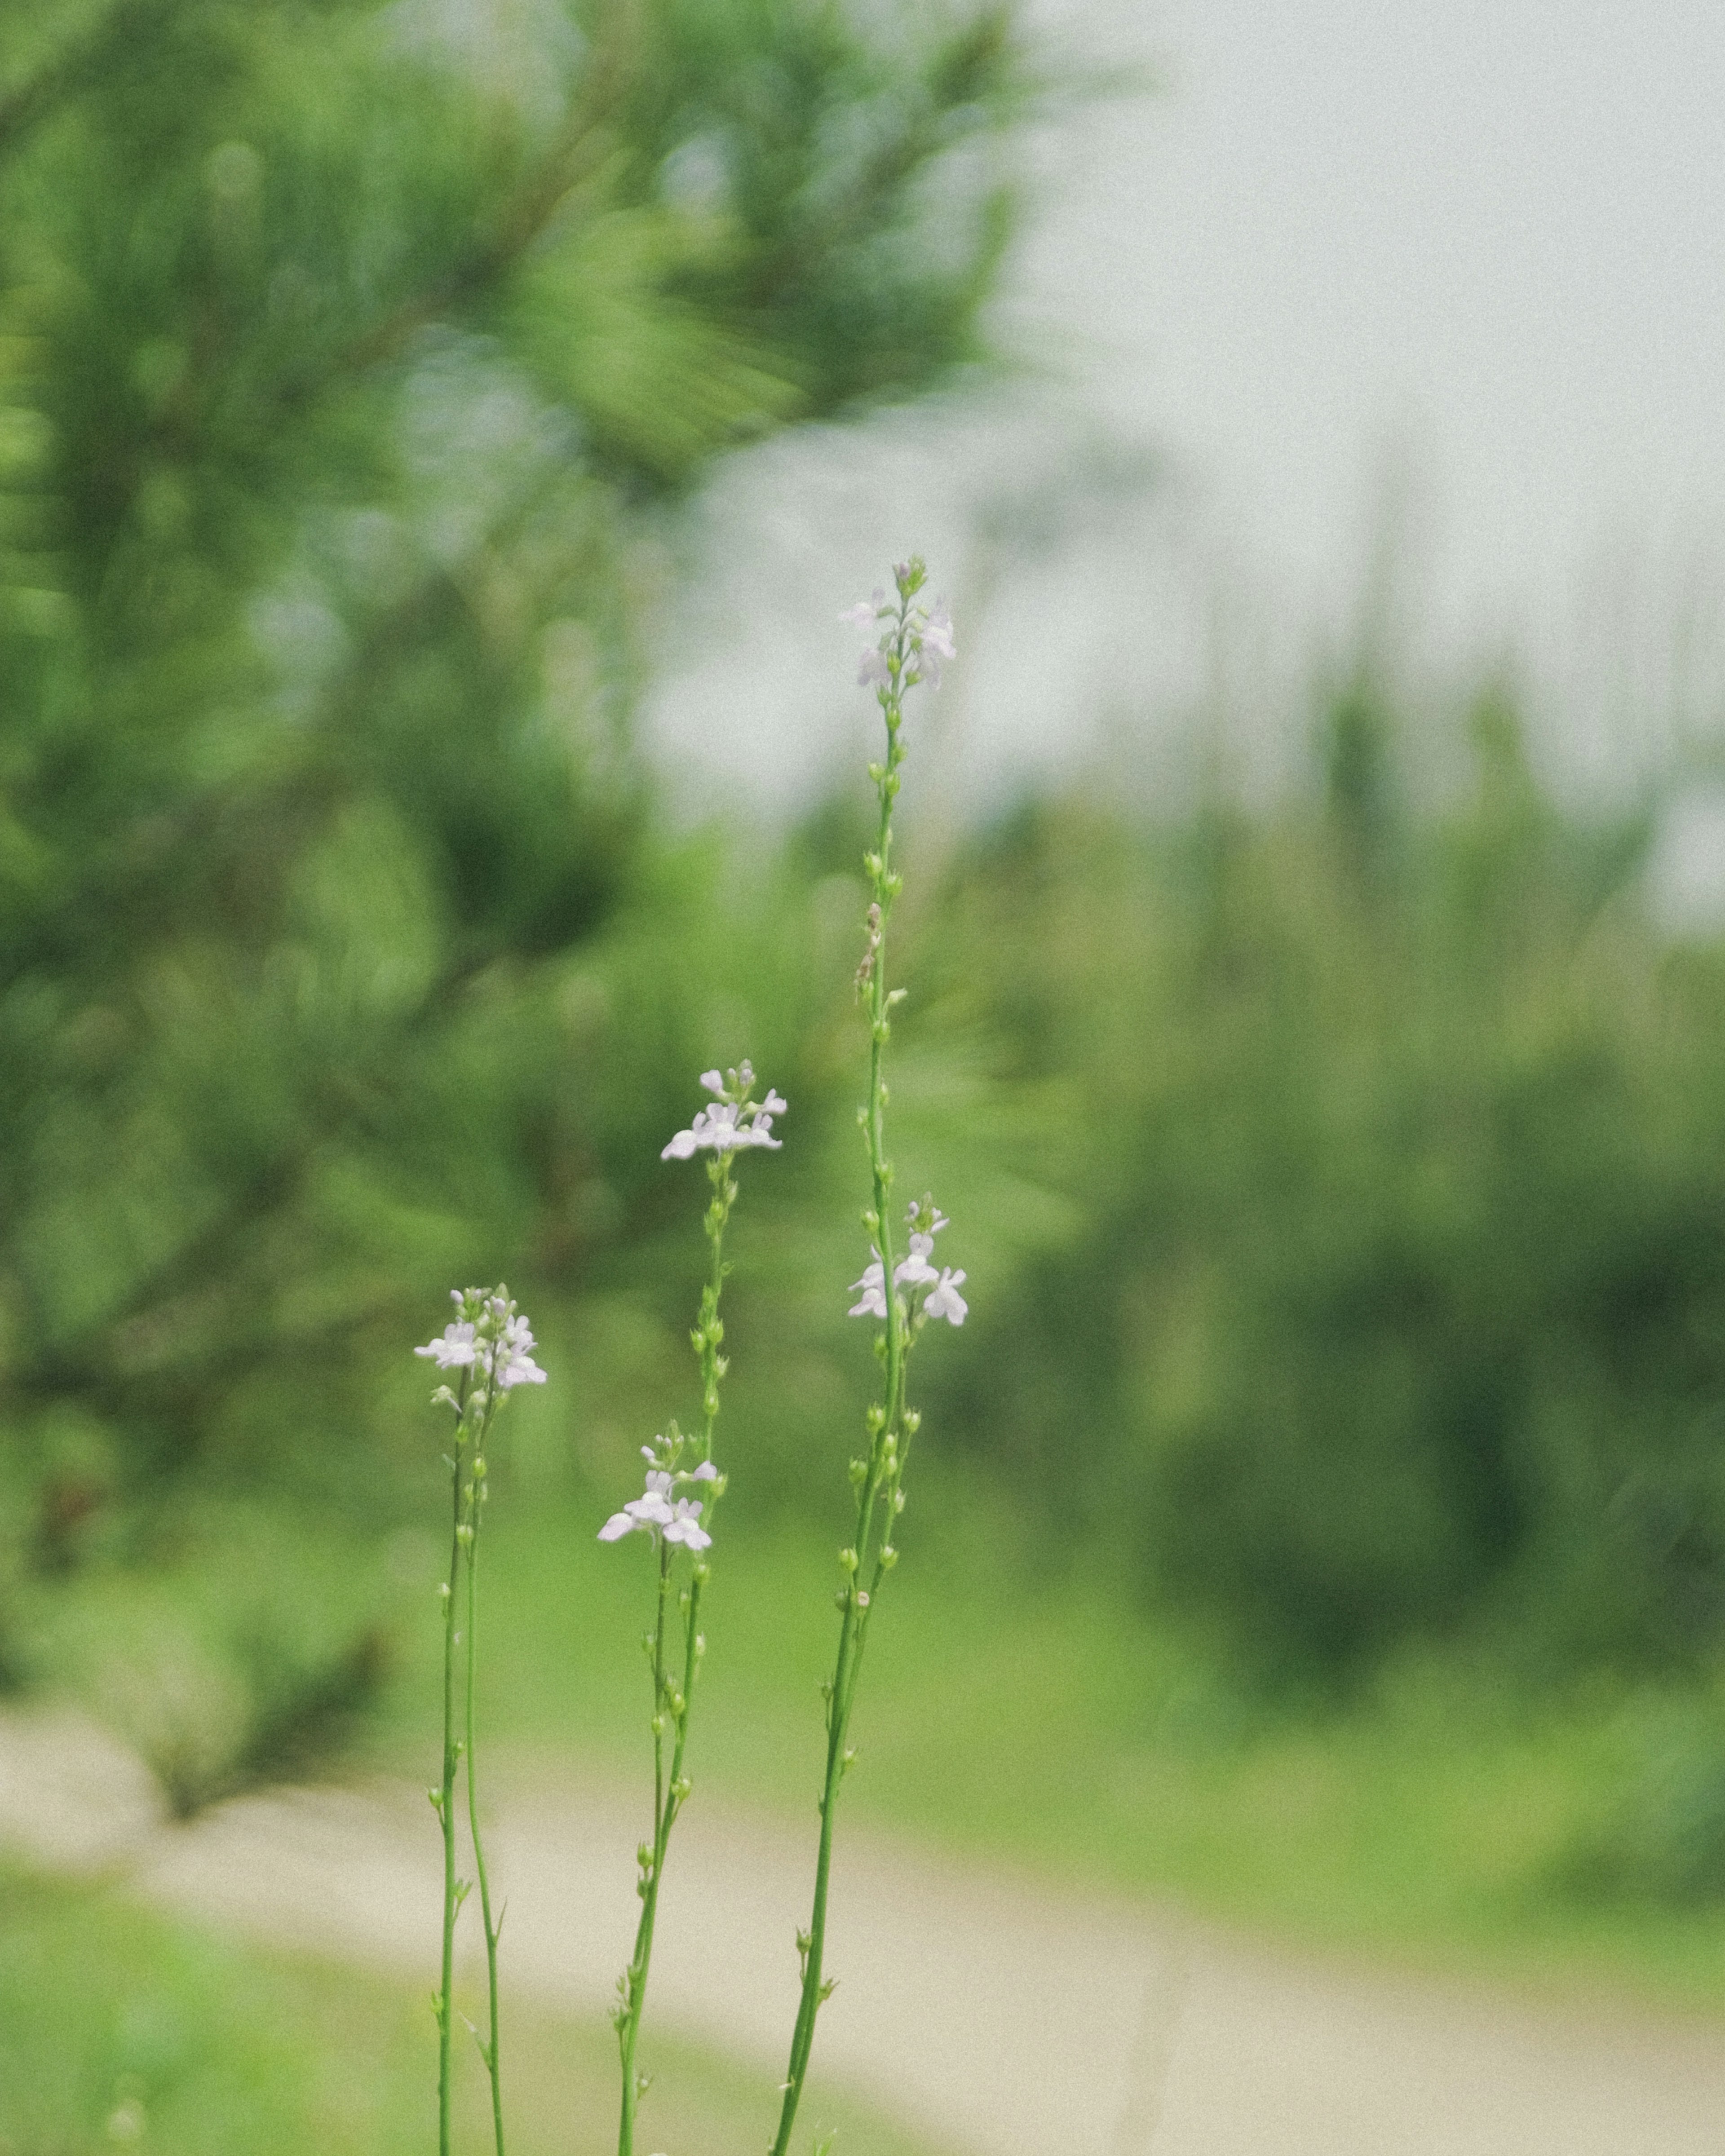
408,565,958,2156
601,1063,785,2156
416,1287,546,2156
770,559,964,2156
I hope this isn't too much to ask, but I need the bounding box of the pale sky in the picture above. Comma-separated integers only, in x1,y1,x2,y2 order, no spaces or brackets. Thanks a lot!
647,0,1725,822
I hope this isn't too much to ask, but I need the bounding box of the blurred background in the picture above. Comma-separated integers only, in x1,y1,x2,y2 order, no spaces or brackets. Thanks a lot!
7,0,1725,2147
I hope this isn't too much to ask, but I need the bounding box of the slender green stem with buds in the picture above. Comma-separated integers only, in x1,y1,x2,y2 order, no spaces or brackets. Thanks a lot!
614,1142,748,2156
420,1286,545,2156
435,1399,467,2156
465,1396,506,2156
771,562,945,2156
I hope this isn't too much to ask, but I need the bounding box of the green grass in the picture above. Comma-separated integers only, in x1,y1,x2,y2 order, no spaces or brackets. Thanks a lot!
0,1859,949,2156
22,1484,1725,2018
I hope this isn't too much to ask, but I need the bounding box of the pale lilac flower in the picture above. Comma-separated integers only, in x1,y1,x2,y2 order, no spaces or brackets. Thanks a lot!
598,1469,676,1542
920,604,955,661
661,1094,786,1161
663,1498,712,1551
699,1069,725,1094
687,1460,719,1483
416,1321,477,1369
924,1268,968,1325
858,647,889,689
840,588,886,626
848,1255,887,1319
895,1233,940,1288
495,1315,547,1390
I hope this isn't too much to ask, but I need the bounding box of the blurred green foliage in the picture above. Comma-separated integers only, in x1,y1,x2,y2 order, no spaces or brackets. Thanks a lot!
4,0,1725,1713
0,0,1031,1510
911,687,1725,1679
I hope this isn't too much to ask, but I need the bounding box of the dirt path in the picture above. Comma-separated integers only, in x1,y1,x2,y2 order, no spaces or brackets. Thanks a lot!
5,1707,1725,2155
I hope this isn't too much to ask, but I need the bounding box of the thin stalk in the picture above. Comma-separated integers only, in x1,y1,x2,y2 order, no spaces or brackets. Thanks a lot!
436,1410,467,2156
617,1538,672,2156
771,582,920,2156
465,1405,506,2156
615,1151,738,2156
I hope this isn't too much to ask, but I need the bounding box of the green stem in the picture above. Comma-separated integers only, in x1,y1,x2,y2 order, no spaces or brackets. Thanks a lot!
772,588,919,2156
437,1419,466,2156
617,1538,672,2156
465,1405,506,2156
615,1156,736,2156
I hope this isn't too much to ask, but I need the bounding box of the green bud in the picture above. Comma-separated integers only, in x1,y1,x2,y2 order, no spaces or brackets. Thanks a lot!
838,1546,859,1574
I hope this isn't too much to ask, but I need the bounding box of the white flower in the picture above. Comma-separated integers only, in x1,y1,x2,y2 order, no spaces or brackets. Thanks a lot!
416,1321,477,1369
687,1460,719,1483
895,1232,940,1288
699,1069,725,1095
920,604,955,661
848,1254,887,1319
857,646,889,689
664,1498,711,1551
494,1312,546,1389
598,1469,676,1542
661,1092,787,1160
840,588,886,626
924,1268,968,1325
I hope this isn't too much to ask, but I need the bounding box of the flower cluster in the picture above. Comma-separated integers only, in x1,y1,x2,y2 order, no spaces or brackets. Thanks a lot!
599,1439,724,1550
416,1286,548,1393
848,1197,967,1326
661,1061,787,1161
843,564,956,692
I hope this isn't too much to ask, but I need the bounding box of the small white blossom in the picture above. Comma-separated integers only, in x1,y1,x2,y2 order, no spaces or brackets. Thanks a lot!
416,1321,477,1369
858,647,889,689
494,1312,547,1389
847,1200,966,1325
924,1268,968,1325
417,1290,546,1391
600,1464,719,1547
598,1469,676,1541
840,588,887,626
920,604,955,661
661,1072,788,1161
848,1254,887,1319
664,1498,711,1551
